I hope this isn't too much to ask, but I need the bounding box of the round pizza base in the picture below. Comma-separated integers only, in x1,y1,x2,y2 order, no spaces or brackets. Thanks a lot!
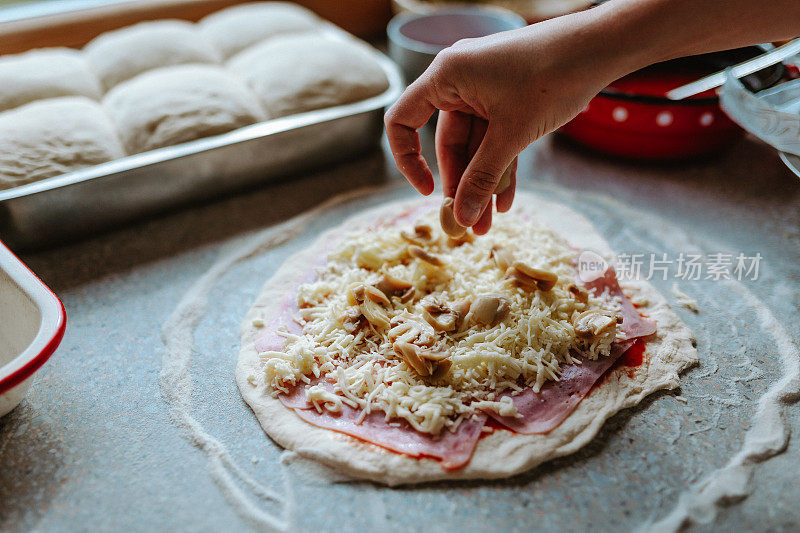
236,192,698,486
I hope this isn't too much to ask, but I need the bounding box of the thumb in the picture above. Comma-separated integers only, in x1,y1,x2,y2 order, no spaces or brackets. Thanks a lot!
453,125,517,227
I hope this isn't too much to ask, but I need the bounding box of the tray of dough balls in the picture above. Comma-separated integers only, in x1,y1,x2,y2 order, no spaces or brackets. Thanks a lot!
0,2,402,250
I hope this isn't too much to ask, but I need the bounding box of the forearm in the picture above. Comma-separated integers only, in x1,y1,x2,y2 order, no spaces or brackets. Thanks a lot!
595,0,800,69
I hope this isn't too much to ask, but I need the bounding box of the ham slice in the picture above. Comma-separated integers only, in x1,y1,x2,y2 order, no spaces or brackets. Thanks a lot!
293,403,487,470
485,341,634,434
277,379,320,409
486,267,655,434
254,294,303,353
278,379,485,469
583,267,656,340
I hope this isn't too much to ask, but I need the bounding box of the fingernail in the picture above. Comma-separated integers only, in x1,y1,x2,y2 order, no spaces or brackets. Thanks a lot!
460,197,483,226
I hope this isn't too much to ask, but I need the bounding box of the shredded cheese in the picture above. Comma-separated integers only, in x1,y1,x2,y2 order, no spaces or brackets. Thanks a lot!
256,210,622,435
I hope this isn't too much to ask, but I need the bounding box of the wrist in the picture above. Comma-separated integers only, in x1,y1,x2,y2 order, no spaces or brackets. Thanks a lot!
576,1,671,81
516,5,658,95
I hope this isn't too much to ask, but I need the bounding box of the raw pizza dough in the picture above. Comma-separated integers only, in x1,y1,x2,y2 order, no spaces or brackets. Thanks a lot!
103,65,265,154
0,97,125,191
0,48,103,113
199,1,321,59
236,194,698,485
228,33,390,118
84,20,221,90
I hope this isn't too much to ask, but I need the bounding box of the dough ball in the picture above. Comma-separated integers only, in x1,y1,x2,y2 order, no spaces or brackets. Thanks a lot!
228,34,389,118
0,48,103,112
0,97,125,191
85,20,221,90
200,2,321,59
103,65,266,154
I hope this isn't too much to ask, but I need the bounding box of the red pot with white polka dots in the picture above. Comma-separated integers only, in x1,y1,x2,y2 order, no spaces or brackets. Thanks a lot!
559,46,787,160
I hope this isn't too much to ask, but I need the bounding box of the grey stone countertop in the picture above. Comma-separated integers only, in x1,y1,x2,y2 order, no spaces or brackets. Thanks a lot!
1,131,799,532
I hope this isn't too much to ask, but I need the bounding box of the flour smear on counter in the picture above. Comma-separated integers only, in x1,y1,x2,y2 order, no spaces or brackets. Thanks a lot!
542,183,800,532
160,188,391,531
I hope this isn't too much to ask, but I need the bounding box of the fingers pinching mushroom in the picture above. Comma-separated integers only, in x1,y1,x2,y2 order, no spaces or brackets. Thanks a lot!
495,165,513,194
468,294,510,328
439,197,466,238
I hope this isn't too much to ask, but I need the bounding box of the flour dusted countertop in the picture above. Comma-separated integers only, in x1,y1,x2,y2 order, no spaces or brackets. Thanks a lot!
1,132,799,532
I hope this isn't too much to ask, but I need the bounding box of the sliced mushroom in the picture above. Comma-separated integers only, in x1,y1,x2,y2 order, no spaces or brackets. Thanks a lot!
508,261,559,291
420,295,448,315
422,309,457,332
451,299,471,321
573,310,618,339
393,342,430,376
490,245,515,271
505,266,535,291
468,294,510,328
400,231,422,247
419,350,450,362
392,341,451,378
389,313,436,346
439,197,466,238
361,299,390,329
374,272,412,299
420,296,459,332
400,223,434,247
346,283,366,306
399,287,417,303
408,245,444,267
415,261,452,288
567,283,589,303
346,283,390,329
428,359,452,381
364,285,391,306
413,223,433,240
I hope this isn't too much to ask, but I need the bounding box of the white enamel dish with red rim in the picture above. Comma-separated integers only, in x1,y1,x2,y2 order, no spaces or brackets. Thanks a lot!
0,240,66,417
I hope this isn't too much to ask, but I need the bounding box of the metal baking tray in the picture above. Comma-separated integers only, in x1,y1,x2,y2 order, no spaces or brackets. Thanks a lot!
0,51,403,250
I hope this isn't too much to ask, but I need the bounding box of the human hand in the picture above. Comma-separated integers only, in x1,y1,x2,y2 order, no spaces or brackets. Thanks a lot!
385,9,634,234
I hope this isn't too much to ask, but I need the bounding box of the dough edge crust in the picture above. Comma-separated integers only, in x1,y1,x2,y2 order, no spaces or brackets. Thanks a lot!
235,192,698,486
